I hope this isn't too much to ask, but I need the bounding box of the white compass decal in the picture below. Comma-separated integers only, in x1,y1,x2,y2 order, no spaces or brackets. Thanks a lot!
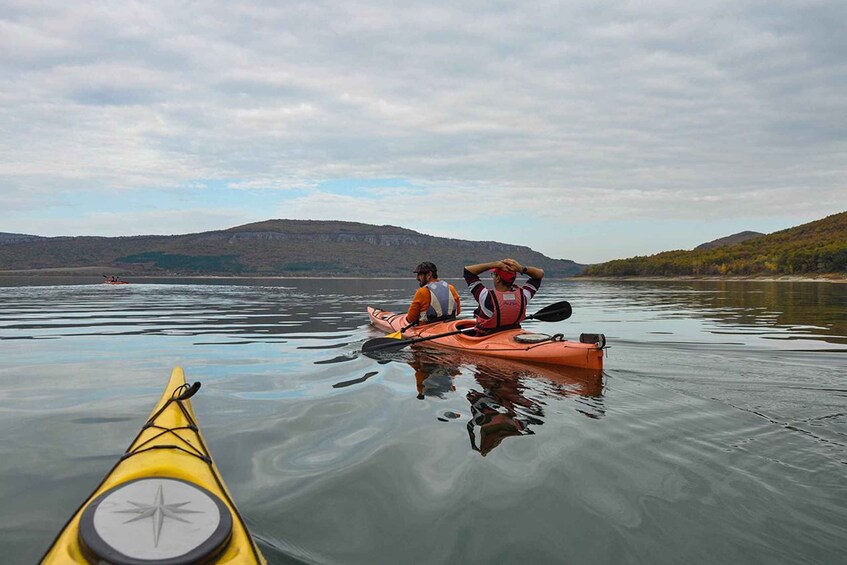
113,483,202,546
89,478,224,560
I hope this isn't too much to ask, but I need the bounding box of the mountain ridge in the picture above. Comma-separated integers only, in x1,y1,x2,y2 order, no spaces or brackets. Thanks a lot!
0,219,584,278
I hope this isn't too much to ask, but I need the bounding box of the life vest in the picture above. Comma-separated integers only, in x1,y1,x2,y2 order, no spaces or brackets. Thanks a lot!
420,280,458,323
475,287,526,332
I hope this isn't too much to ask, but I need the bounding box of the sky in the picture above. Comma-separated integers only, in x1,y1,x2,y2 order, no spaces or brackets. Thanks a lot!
1,1,845,264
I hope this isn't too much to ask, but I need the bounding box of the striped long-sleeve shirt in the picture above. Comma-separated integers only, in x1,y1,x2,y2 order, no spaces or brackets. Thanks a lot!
463,268,542,322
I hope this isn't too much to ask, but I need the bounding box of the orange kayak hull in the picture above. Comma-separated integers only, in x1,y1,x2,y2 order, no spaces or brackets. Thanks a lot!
367,307,604,370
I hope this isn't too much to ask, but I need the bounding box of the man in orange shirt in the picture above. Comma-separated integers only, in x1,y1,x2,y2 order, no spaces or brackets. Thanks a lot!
406,261,461,325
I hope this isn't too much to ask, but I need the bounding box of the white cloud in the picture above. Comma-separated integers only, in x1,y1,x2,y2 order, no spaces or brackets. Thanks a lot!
1,0,845,260
14,208,252,238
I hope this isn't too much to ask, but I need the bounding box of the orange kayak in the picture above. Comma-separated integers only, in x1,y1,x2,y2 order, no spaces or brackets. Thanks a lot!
367,307,605,370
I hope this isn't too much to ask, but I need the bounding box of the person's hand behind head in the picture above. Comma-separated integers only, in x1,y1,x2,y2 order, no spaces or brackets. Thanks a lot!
501,258,521,273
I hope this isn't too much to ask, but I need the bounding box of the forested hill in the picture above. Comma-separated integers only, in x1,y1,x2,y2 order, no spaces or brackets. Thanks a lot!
0,233,44,244
695,231,763,250
581,211,847,277
0,220,584,277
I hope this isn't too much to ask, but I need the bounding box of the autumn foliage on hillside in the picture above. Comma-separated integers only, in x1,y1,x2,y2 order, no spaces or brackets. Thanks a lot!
582,211,847,276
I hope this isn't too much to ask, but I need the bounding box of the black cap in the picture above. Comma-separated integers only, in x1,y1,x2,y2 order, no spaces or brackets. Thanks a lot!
413,261,437,274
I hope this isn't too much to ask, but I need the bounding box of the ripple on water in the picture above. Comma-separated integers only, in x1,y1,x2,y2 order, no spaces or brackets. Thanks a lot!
1,280,846,564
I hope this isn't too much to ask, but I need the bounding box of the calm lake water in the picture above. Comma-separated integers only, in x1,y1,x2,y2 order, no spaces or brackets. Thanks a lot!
0,277,845,564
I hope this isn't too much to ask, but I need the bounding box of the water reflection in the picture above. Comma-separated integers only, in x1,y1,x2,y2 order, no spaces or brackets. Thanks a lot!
408,354,460,399
2,279,846,564
578,280,847,348
466,369,539,456
0,282,369,341
385,349,605,456
3,278,844,350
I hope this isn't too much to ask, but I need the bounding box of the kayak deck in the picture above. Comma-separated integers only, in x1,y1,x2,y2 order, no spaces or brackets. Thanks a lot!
367,307,605,370
41,367,266,564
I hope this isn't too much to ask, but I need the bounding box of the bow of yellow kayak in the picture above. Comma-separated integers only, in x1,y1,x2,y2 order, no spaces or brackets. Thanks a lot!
41,367,266,564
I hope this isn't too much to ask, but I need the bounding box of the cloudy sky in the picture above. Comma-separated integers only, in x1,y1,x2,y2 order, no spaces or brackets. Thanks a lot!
2,1,845,263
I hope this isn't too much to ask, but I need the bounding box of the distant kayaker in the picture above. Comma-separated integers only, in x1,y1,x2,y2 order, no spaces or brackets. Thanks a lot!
464,258,544,334
406,261,461,325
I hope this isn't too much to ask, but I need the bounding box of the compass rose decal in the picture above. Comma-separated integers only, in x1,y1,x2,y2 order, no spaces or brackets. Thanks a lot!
113,483,203,546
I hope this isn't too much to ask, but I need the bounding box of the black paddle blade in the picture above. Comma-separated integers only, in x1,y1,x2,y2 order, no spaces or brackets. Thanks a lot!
529,301,572,322
361,337,412,354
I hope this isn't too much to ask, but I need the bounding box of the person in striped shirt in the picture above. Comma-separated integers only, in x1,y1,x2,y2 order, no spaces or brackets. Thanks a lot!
463,258,544,334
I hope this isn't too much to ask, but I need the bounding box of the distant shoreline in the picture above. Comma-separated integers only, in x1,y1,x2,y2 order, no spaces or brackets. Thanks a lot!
575,275,847,283
0,269,845,283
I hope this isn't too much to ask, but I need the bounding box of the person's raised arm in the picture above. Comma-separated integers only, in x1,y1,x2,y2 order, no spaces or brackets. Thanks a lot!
464,260,508,276
502,258,544,280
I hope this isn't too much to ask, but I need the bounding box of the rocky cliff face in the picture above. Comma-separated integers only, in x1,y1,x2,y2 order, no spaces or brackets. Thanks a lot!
223,230,527,251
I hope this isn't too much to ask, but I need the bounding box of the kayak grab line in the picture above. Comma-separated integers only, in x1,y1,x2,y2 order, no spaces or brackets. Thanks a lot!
41,376,266,564
417,338,605,354
162,385,267,564
121,429,211,463
130,381,265,563
408,332,596,351
120,383,210,462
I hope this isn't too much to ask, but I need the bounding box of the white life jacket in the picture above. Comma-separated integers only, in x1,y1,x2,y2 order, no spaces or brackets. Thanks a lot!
420,280,458,323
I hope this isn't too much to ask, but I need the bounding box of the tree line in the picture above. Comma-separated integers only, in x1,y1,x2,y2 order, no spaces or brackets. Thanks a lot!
582,212,847,277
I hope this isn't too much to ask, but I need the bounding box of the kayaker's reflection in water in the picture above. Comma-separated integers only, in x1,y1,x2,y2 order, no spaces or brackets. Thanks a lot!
466,374,540,456
406,351,603,456
409,355,460,399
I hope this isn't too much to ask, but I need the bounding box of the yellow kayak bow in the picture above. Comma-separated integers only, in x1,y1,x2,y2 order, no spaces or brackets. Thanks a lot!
41,367,266,564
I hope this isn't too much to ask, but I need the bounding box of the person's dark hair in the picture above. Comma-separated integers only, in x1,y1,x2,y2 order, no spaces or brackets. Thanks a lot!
413,261,438,277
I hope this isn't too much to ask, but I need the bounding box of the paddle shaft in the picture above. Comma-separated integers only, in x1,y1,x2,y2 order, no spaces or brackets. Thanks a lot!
363,327,475,353
387,320,418,339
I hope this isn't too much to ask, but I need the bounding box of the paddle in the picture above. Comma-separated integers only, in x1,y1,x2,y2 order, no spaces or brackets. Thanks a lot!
362,300,572,354
386,321,417,340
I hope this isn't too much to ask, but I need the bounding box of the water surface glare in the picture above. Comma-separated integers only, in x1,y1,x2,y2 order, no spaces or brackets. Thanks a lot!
0,278,845,564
